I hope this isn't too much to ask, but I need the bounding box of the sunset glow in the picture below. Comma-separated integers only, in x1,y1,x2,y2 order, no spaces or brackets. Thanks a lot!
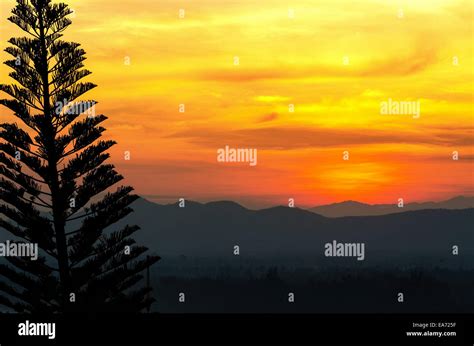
1,0,472,208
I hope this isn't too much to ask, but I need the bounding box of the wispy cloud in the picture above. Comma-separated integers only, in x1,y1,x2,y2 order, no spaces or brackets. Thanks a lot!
168,126,473,150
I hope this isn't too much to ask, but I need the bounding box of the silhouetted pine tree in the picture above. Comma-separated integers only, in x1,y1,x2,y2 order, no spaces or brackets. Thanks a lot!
0,0,159,314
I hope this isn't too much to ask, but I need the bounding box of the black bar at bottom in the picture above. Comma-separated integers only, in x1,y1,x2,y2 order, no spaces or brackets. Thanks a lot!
0,313,473,345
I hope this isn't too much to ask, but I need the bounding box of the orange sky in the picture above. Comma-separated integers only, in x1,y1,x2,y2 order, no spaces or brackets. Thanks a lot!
0,0,473,208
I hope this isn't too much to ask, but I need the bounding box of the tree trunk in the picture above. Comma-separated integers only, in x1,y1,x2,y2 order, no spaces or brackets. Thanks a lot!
38,6,71,311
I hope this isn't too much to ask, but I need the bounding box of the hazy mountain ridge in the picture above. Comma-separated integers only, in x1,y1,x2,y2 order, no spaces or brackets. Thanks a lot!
138,195,474,217
120,197,474,262
309,195,474,217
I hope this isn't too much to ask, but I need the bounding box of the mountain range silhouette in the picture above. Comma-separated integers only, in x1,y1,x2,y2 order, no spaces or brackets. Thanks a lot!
309,195,474,217
118,196,474,262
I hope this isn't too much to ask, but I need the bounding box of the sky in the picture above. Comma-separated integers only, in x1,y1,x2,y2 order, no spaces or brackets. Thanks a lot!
0,0,473,208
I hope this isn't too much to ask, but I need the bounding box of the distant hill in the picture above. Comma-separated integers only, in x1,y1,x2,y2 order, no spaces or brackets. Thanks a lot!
114,198,474,262
309,196,474,217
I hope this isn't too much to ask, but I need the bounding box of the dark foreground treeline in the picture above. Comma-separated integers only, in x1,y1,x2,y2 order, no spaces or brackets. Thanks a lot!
1,261,472,314
151,266,474,313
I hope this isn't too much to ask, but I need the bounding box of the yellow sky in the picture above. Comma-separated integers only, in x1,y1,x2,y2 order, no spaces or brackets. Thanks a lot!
0,0,473,208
